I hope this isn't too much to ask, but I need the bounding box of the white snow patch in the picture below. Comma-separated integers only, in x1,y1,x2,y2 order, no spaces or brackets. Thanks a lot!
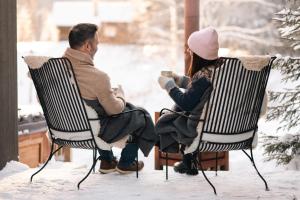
0,161,29,180
0,147,299,200
287,155,300,170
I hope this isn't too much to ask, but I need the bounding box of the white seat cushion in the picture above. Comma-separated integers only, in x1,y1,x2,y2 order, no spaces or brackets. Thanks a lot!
184,103,258,154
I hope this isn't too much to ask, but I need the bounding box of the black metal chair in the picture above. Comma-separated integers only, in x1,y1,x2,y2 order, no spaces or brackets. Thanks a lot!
160,56,276,195
24,57,146,189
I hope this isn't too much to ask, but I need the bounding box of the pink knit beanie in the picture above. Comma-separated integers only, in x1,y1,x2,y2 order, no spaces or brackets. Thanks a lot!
187,27,219,60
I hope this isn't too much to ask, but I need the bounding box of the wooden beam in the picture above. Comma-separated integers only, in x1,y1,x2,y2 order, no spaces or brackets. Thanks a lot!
0,0,18,169
184,0,199,75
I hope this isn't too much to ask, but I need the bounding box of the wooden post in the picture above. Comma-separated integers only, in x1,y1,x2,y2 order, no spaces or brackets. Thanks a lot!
184,0,199,75
0,0,18,170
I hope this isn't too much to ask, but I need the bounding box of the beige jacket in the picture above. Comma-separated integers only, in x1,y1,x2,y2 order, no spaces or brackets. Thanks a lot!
64,48,125,115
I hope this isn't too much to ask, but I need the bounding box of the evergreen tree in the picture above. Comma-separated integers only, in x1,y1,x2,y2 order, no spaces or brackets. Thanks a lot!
263,3,300,165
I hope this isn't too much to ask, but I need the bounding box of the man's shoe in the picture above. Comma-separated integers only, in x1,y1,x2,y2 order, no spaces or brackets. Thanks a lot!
99,158,118,174
173,153,199,176
116,161,144,174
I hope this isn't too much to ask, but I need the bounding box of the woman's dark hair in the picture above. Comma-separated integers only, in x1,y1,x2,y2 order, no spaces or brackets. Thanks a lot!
187,52,218,77
68,23,98,49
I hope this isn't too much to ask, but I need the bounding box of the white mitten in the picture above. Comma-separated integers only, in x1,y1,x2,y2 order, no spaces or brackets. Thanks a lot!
171,72,181,86
171,72,190,88
158,76,176,92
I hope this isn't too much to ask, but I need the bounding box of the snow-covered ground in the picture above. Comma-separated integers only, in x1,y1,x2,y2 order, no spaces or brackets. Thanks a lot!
0,145,299,200
4,42,298,200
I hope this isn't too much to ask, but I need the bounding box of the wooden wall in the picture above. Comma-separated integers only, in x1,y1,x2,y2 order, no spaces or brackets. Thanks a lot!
0,0,18,170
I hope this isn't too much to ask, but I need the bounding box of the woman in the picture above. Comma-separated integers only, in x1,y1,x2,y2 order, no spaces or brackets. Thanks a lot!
155,27,221,175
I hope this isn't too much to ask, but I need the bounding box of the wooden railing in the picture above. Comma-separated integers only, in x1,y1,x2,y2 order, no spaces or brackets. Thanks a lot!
18,129,71,168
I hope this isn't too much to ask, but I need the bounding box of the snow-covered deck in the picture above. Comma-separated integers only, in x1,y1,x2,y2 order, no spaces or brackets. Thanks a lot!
0,147,299,200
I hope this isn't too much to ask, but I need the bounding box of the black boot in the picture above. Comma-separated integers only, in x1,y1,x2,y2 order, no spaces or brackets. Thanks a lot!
173,153,199,175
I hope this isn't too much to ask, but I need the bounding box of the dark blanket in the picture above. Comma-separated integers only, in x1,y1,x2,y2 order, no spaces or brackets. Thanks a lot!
84,99,158,157
155,87,213,153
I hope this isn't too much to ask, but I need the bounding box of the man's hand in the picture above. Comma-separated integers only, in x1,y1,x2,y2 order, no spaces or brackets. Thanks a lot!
114,84,125,98
117,85,124,97
113,84,126,106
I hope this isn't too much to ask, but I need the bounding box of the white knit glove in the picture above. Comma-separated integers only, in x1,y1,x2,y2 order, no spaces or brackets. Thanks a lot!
171,72,181,86
171,72,190,88
158,76,176,92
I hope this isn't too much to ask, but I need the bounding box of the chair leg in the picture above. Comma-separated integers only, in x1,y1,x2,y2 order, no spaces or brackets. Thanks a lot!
199,153,217,195
215,152,218,176
242,148,269,191
92,149,96,173
136,148,139,179
30,143,63,183
77,153,99,190
165,152,168,181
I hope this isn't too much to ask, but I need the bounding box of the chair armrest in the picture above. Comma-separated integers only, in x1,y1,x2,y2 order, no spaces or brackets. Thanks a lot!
89,109,147,123
110,108,146,118
159,108,204,122
88,118,100,121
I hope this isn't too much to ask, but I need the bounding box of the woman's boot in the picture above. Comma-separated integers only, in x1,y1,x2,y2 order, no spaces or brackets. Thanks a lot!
173,153,199,175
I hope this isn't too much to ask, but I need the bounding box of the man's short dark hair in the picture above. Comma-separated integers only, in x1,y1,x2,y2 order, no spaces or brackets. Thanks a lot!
68,23,98,49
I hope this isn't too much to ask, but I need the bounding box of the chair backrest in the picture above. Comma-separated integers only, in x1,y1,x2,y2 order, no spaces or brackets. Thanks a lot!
196,57,275,151
28,58,91,134
26,57,122,150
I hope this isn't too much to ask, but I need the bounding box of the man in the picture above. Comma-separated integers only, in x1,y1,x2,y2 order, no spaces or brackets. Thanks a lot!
64,23,157,174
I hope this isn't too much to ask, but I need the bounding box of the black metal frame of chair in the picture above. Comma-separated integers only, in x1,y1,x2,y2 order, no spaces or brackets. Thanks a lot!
26,57,147,189
158,56,276,195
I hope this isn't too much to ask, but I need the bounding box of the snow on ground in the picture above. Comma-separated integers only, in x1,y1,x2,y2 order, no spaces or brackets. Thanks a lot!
0,144,299,200
10,42,299,199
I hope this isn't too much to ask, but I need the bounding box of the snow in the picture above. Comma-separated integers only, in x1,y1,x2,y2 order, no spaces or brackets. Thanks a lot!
0,161,29,180
0,146,299,200
18,105,43,117
10,42,300,199
280,134,296,142
52,1,135,26
288,155,300,170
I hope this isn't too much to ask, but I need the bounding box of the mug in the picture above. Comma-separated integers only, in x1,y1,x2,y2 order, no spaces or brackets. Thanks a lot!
161,71,172,77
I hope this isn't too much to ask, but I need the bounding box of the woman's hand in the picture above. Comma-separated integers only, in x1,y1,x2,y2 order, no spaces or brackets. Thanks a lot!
171,72,181,86
171,72,190,88
158,76,176,92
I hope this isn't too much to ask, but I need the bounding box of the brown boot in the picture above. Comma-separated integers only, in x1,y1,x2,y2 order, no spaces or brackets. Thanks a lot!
116,161,144,174
99,158,118,174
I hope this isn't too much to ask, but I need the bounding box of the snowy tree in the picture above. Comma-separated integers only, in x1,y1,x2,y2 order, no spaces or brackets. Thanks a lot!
133,0,183,45
200,0,286,55
17,0,57,41
263,2,300,166
132,0,184,67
